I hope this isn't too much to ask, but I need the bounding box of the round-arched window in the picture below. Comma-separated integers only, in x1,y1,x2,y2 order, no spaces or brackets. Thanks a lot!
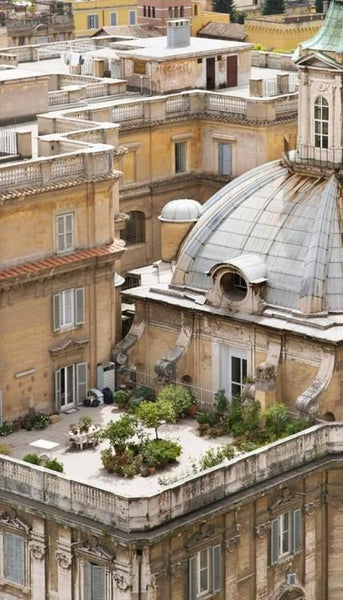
220,271,248,301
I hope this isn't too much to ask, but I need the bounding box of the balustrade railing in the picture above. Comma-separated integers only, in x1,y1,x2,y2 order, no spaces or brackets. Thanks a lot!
0,130,17,156
112,103,144,122
1,424,342,532
166,95,190,114
205,94,247,116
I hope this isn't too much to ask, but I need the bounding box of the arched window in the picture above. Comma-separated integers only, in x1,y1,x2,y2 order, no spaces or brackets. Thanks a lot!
121,211,145,246
314,96,329,149
168,6,173,16
193,3,198,14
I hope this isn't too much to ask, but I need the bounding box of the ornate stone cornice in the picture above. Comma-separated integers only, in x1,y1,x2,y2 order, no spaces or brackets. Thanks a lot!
184,523,215,549
0,509,31,533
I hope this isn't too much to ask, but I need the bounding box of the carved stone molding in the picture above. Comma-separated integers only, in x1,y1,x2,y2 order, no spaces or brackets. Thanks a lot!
269,487,296,512
113,573,131,591
170,561,184,578
154,316,193,382
56,550,72,570
76,536,114,561
29,542,46,560
304,498,321,515
111,313,145,368
255,522,270,539
0,509,31,533
225,535,241,553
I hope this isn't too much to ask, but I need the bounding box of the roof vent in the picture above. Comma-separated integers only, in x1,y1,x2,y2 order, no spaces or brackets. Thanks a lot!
166,18,191,49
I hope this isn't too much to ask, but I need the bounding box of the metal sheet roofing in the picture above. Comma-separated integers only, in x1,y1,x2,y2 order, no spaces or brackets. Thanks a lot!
172,161,343,313
297,0,343,55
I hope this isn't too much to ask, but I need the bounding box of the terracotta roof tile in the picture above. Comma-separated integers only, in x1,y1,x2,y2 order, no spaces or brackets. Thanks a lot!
0,241,125,282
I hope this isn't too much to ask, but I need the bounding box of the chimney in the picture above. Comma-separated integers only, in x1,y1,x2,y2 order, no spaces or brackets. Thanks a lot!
166,18,191,49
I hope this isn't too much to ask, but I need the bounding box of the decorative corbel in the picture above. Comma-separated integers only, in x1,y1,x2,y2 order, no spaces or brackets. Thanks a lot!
29,542,46,560
154,315,193,382
113,573,132,591
255,522,270,539
111,313,145,368
304,498,321,515
56,550,72,570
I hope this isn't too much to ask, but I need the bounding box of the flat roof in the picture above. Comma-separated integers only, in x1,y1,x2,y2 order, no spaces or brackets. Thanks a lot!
114,35,252,60
0,67,49,82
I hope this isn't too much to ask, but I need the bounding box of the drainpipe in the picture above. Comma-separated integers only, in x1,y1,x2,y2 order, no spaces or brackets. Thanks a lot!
136,549,143,600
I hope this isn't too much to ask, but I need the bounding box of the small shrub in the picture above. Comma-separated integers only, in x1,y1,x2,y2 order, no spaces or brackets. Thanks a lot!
142,439,181,467
78,415,92,432
99,414,138,454
45,459,64,473
33,413,49,430
131,385,155,401
196,410,220,427
215,389,228,414
113,389,129,407
0,442,12,455
198,443,235,470
137,399,176,439
264,402,289,437
157,385,194,419
23,453,43,466
0,421,13,436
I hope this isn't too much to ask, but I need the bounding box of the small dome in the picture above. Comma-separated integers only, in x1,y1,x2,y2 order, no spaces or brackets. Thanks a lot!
159,199,202,223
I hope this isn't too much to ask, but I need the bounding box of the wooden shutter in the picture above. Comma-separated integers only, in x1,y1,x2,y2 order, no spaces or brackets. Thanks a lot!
292,509,302,555
84,561,92,600
75,288,84,325
53,293,61,331
189,556,197,600
270,518,279,566
76,363,88,404
91,563,106,600
4,533,24,585
212,545,221,593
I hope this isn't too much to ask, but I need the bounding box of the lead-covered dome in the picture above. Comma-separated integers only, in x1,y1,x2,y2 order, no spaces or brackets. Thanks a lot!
172,160,343,314
159,199,202,222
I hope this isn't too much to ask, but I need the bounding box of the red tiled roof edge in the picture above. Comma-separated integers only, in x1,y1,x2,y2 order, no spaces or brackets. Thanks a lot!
0,241,125,282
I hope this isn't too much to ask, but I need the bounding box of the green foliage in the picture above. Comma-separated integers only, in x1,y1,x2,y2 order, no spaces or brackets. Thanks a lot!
215,389,228,414
252,43,267,51
23,453,43,466
315,0,323,12
137,399,176,439
100,447,141,476
157,385,195,419
131,385,155,401
196,410,220,426
199,443,235,470
0,442,12,455
263,402,289,437
78,415,92,431
142,439,182,467
212,0,236,16
262,0,285,15
113,389,129,407
0,421,13,436
99,414,138,452
33,413,50,430
45,459,64,473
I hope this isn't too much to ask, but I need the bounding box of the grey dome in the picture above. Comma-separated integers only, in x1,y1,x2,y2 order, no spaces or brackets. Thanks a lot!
172,160,343,313
159,199,202,223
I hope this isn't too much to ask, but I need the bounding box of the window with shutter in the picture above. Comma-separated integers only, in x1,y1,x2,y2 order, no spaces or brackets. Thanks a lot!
175,142,186,173
85,562,106,600
56,213,74,254
4,533,25,585
53,288,85,331
270,518,279,566
218,143,232,176
292,508,302,555
110,11,117,25
76,362,88,403
75,288,84,325
188,544,222,599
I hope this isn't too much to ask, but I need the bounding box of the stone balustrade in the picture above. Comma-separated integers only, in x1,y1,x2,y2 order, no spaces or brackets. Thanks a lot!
0,146,114,190
1,424,343,533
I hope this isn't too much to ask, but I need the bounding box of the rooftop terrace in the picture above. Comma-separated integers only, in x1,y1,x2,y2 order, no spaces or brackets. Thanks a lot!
1,410,343,533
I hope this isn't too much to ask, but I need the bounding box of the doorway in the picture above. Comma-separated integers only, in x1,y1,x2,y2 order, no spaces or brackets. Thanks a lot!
227,55,238,87
55,362,87,411
206,57,215,90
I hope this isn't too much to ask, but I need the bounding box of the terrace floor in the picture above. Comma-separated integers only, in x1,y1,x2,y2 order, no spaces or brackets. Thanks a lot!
5,404,233,497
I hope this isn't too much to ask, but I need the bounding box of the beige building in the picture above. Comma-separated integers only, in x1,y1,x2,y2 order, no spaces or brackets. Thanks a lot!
114,0,343,422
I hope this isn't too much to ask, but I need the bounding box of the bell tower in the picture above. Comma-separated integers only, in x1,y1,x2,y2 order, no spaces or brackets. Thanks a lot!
293,0,343,168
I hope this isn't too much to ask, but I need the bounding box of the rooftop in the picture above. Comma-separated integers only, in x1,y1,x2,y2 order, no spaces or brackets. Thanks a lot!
113,35,251,59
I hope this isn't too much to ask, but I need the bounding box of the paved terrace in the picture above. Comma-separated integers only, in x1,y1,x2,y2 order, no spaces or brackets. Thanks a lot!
1,419,343,533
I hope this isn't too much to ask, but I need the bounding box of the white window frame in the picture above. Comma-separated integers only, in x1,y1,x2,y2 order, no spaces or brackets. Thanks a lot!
129,10,136,24
217,344,249,401
0,531,27,589
110,11,117,25
271,508,302,566
189,544,221,600
218,142,232,176
174,141,187,173
314,95,329,149
87,13,99,29
53,288,84,332
56,212,74,254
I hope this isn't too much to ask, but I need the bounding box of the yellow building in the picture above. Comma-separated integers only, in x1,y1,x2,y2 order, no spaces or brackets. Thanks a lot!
245,13,324,50
72,0,138,37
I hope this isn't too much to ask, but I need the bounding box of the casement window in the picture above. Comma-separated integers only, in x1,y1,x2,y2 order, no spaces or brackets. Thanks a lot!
120,211,145,246
110,12,117,25
85,562,106,600
129,10,136,24
55,362,87,408
175,142,187,173
87,13,99,29
56,212,74,254
271,509,302,565
314,96,329,149
53,288,84,331
218,142,232,176
189,545,221,599
3,532,25,586
231,354,247,398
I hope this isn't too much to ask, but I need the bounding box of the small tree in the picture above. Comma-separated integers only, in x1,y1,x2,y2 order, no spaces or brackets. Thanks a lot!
99,415,137,454
157,385,194,419
262,0,285,15
137,400,176,439
212,0,237,18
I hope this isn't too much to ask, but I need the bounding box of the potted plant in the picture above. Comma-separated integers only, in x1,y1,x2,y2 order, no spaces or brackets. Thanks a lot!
98,414,137,456
113,389,129,408
79,415,92,433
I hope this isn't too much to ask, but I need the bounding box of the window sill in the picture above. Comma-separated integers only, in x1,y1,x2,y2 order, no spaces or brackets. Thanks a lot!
0,580,31,596
53,324,84,334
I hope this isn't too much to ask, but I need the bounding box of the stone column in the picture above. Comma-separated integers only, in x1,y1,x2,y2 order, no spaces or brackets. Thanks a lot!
29,522,46,600
56,533,73,599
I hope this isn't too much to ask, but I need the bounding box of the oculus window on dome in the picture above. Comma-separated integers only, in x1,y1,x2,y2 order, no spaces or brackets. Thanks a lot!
220,271,248,302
